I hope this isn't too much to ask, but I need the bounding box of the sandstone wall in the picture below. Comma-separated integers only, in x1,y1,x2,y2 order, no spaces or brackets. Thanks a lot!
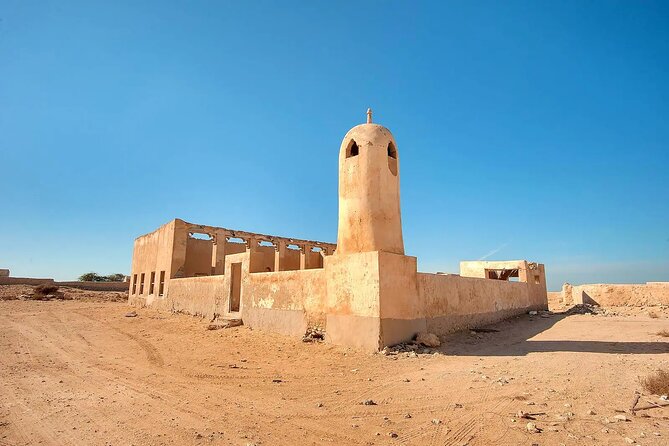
55,281,129,292
416,273,547,334
166,275,227,318
0,278,129,291
572,282,669,307
243,269,327,337
0,277,55,286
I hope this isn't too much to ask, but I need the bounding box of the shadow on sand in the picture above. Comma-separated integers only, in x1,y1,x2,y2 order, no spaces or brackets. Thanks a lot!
441,311,669,356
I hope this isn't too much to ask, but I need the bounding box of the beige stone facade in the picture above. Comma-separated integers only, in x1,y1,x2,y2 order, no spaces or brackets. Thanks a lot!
556,281,669,307
129,112,548,351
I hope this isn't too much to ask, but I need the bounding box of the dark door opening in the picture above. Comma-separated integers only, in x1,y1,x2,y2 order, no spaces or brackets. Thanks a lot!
229,262,241,312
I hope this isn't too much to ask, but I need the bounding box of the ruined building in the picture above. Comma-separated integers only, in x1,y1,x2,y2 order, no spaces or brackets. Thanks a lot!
129,111,548,350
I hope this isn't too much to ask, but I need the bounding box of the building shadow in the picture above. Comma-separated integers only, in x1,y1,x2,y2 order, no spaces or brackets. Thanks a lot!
441,312,669,357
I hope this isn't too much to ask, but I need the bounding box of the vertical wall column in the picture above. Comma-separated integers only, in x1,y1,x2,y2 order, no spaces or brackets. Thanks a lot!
211,230,227,275
274,240,286,272
299,244,310,270
518,261,529,283
247,237,262,273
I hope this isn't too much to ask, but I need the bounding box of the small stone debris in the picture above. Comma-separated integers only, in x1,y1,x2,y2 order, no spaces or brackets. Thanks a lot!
380,341,438,356
272,379,282,383
470,328,500,336
624,437,636,444
125,311,138,318
528,310,538,315
526,422,541,433
404,413,412,419
302,327,325,342
586,409,596,415
614,414,629,422
566,304,605,315
388,432,398,438
207,319,243,330
431,418,442,425
361,399,377,406
316,402,323,408
415,332,440,347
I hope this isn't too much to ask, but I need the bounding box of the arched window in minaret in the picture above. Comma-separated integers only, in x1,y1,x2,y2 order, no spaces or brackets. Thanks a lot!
346,139,359,158
387,142,398,175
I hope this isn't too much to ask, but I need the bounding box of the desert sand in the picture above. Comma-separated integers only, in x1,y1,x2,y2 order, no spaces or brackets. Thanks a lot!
1,285,668,446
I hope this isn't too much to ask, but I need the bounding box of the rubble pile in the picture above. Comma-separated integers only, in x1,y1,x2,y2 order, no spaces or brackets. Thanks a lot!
380,332,442,357
302,327,325,342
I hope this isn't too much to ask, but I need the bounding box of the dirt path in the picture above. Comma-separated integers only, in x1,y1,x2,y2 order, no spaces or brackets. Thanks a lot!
1,299,668,445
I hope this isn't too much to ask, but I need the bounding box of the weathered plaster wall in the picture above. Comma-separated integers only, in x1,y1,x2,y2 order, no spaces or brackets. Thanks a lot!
417,272,546,334
572,282,669,307
323,251,385,350
55,281,129,292
0,277,55,286
243,269,327,336
249,245,276,273
129,220,176,305
183,238,213,277
166,275,227,318
0,277,128,291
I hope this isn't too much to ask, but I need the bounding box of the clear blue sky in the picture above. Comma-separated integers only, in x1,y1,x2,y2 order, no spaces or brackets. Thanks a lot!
1,1,667,290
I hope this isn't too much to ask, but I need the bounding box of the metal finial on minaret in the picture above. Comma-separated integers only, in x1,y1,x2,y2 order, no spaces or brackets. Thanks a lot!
366,108,372,124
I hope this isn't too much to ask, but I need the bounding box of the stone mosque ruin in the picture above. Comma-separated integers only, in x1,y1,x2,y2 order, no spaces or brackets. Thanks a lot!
129,111,548,351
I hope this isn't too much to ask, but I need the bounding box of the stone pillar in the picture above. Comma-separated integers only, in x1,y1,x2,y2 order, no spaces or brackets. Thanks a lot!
211,231,227,275
300,244,312,270
518,261,529,283
274,240,286,272
246,237,262,273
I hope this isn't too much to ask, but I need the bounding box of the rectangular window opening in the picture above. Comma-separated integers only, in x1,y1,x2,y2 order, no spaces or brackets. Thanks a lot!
149,271,156,295
158,271,166,296
139,273,145,295
132,274,137,295
189,232,213,240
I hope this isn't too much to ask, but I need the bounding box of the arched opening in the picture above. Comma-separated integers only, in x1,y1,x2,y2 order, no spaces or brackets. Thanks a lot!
387,142,397,159
387,142,398,175
346,139,359,158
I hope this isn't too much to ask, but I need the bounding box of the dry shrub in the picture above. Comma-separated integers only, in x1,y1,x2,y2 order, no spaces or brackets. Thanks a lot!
641,369,669,396
657,329,669,337
34,284,59,296
648,311,659,319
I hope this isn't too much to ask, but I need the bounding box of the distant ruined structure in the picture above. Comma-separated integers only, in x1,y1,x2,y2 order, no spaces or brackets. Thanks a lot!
129,111,548,350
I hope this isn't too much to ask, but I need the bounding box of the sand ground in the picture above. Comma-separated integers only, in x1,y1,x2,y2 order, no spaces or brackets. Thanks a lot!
1,286,668,446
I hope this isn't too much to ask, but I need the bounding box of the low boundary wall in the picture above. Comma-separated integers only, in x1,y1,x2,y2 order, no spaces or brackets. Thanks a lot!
571,282,669,307
0,277,129,292
417,273,547,334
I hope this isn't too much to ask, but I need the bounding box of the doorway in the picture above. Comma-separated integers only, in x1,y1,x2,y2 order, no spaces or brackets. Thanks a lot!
229,262,242,312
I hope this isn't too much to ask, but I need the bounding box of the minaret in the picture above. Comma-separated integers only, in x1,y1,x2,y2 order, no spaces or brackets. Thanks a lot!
335,109,404,255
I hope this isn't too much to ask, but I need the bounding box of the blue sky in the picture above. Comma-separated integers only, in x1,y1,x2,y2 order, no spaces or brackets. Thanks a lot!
1,1,667,290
